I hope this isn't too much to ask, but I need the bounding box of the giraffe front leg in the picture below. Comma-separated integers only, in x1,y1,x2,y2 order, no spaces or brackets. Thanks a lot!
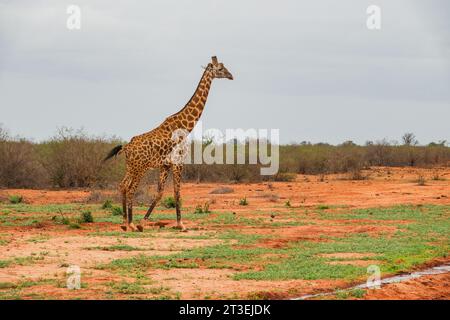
137,166,170,231
172,165,187,232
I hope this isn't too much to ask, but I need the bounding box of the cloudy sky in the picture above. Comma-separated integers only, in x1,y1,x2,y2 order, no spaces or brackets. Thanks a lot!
0,0,449,144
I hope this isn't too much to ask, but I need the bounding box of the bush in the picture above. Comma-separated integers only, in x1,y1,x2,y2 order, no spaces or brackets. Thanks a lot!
0,126,449,188
416,175,426,186
194,201,211,214
239,197,248,206
274,172,297,182
38,127,124,188
79,210,94,223
8,195,23,204
161,196,180,208
209,186,234,194
102,199,113,209
0,127,46,188
111,206,123,216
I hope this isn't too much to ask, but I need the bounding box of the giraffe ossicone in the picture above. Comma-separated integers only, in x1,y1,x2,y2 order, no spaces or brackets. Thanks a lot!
104,56,233,232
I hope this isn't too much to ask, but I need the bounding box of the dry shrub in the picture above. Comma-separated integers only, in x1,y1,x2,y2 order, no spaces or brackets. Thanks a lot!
0,125,449,189
259,193,279,202
416,175,426,186
210,186,234,194
38,128,124,188
274,172,296,182
346,169,368,181
0,128,47,188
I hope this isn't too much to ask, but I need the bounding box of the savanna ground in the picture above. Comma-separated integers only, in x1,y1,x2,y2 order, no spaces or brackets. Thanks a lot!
0,167,448,300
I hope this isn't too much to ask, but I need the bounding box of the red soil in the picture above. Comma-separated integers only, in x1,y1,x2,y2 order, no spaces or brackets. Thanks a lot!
0,167,448,300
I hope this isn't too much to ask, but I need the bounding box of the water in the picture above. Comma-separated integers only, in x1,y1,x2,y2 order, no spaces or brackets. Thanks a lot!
292,264,450,300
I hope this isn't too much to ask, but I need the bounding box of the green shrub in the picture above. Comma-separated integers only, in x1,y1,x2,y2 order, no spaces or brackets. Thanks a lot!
285,200,291,207
69,222,81,229
194,202,211,214
239,197,248,206
111,206,123,216
79,210,94,223
161,196,180,208
102,199,113,209
8,195,23,204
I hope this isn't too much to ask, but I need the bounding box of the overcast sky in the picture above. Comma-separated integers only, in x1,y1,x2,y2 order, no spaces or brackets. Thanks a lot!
0,0,449,144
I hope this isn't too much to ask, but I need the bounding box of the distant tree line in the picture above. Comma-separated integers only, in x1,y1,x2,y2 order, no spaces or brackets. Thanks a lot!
0,126,448,189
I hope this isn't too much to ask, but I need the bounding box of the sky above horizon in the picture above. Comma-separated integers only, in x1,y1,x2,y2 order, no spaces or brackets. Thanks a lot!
0,0,449,145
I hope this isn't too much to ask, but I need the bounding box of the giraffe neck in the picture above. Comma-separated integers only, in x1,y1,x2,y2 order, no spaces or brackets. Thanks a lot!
163,67,214,133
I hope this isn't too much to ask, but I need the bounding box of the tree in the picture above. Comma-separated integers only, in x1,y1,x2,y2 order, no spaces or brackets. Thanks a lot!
402,133,418,146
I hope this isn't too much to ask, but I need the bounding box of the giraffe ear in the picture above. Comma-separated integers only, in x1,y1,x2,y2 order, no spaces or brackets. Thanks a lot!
211,56,218,65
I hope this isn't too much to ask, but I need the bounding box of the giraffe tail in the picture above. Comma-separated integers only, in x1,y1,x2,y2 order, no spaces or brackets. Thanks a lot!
104,145,123,162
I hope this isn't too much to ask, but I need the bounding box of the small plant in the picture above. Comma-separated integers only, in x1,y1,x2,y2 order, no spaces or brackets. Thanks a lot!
161,196,180,208
350,288,365,299
79,210,94,223
432,173,444,181
209,186,234,194
52,209,69,225
239,197,248,206
69,222,81,229
8,195,23,204
317,205,329,210
416,175,426,186
263,193,279,202
347,169,367,181
274,172,296,182
335,290,350,300
194,201,211,214
111,206,123,216
102,199,113,209
285,200,291,207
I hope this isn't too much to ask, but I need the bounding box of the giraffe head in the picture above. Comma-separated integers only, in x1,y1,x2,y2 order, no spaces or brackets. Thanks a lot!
208,56,233,80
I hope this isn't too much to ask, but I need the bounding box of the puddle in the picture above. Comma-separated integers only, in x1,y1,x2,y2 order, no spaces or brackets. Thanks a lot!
293,264,450,300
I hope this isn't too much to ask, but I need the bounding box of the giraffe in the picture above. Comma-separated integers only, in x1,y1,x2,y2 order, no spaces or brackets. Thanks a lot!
104,56,233,232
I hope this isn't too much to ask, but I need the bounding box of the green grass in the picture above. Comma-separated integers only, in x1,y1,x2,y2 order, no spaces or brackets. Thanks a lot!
79,210,94,223
101,204,449,283
101,199,113,210
87,244,147,251
8,195,23,204
110,206,123,216
161,196,179,209
0,254,46,269
0,201,448,289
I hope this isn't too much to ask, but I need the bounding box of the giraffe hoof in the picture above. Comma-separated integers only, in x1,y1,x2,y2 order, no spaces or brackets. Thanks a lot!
120,225,127,232
136,225,144,232
174,224,188,232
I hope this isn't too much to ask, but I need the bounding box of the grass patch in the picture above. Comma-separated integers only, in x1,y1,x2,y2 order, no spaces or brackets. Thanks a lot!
161,196,179,209
8,195,23,204
101,199,113,210
87,244,147,251
79,210,94,223
111,206,123,216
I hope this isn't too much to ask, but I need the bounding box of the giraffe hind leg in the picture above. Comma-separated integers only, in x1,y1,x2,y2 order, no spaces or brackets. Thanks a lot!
120,172,141,232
